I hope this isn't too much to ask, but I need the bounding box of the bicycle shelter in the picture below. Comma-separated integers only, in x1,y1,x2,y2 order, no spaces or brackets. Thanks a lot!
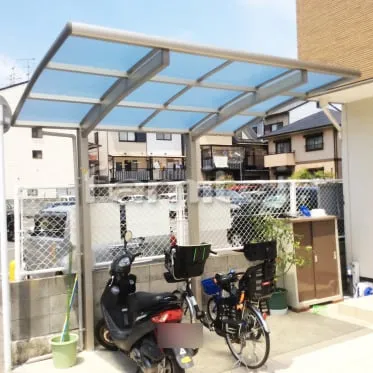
0,21,361,371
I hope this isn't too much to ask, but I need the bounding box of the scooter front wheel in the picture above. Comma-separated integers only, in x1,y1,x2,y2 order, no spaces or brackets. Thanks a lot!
95,319,118,351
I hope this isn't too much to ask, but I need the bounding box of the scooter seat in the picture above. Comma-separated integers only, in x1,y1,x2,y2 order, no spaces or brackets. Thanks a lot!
130,291,178,311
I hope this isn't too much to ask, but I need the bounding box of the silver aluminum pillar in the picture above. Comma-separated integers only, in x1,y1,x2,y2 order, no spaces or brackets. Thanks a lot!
0,97,12,372
185,134,203,306
77,130,94,350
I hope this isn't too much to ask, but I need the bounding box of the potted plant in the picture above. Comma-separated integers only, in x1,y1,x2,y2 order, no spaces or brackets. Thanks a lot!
50,243,79,368
252,216,311,315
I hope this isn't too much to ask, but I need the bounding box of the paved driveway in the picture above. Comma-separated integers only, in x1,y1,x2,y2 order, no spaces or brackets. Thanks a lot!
12,310,373,373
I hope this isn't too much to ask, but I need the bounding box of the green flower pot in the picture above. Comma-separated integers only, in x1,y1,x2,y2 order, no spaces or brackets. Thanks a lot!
269,288,288,315
51,333,78,369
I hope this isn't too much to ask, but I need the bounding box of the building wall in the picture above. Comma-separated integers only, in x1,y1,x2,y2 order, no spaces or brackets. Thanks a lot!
297,0,373,80
146,133,182,157
267,127,341,177
292,128,335,163
199,135,232,146
107,132,147,157
1,84,75,199
342,97,373,278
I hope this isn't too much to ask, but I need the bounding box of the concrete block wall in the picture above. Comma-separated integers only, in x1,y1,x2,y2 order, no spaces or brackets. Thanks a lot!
8,276,79,366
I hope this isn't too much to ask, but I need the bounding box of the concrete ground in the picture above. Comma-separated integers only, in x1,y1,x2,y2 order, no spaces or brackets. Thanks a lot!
13,308,373,373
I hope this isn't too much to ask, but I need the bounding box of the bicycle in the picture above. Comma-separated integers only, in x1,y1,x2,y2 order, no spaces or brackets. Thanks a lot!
164,241,277,370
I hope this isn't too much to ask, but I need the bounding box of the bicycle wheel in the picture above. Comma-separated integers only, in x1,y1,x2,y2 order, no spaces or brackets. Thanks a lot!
207,297,218,322
225,305,270,370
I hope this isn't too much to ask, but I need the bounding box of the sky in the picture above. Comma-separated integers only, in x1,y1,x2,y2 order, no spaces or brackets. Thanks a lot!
0,0,297,87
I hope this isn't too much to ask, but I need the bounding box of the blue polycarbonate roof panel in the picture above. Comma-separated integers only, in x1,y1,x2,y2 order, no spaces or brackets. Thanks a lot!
248,95,290,112
171,87,243,109
292,72,342,93
157,52,225,80
32,69,117,98
144,111,206,130
51,36,152,71
123,82,184,105
12,23,358,134
100,107,155,126
18,100,91,124
214,116,255,133
206,62,289,87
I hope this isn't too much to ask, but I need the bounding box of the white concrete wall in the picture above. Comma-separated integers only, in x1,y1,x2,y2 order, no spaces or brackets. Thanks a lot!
146,133,182,156
1,83,75,199
342,97,373,278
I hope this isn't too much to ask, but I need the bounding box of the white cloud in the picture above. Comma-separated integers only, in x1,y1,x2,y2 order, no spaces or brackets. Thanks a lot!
0,55,27,88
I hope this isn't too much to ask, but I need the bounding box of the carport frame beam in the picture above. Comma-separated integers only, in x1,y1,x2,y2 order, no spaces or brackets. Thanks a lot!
81,48,170,137
191,69,308,139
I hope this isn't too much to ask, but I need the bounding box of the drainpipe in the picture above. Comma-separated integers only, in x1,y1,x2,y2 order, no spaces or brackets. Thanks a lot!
333,128,339,178
41,130,84,351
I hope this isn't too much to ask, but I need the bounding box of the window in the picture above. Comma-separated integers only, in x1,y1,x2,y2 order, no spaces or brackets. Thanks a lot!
32,150,43,159
118,132,135,142
156,133,172,141
264,122,283,135
305,133,323,151
94,132,99,145
275,139,291,154
116,162,123,171
252,126,258,134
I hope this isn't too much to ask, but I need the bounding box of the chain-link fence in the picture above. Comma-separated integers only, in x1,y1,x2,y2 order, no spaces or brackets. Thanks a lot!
15,187,76,275
88,182,187,266
197,179,344,249
14,180,344,277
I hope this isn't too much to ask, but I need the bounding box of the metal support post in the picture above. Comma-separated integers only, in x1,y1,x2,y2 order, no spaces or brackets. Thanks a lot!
185,134,203,306
0,100,12,372
41,130,84,351
77,130,95,350
290,181,297,216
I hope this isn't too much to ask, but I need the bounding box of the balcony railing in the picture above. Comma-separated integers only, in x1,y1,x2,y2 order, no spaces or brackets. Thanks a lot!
202,154,266,171
264,152,295,168
112,168,186,182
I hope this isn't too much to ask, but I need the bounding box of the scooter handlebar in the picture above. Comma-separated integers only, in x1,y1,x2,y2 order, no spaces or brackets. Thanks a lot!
210,249,218,255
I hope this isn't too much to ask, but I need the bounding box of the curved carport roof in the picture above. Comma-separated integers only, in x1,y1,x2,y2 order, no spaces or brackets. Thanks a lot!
1,22,361,360
11,22,360,138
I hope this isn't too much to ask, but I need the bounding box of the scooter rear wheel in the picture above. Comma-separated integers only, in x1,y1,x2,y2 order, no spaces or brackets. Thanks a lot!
95,319,118,351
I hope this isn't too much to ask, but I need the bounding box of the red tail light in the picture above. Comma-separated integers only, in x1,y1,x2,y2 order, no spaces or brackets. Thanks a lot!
262,281,271,286
152,309,183,323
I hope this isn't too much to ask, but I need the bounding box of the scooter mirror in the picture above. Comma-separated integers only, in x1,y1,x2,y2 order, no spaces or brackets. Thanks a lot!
125,231,133,242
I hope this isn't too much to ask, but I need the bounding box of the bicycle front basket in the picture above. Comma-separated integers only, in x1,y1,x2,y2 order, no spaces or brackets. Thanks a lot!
170,244,212,279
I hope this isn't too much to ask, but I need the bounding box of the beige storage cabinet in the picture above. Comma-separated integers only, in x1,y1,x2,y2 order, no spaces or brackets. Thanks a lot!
284,216,343,311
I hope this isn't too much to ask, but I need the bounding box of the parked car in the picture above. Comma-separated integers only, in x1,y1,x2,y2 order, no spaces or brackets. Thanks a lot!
7,202,14,242
227,186,319,246
118,195,148,204
41,201,75,212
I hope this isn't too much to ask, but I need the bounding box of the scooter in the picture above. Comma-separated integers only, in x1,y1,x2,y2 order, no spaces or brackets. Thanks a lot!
95,231,195,373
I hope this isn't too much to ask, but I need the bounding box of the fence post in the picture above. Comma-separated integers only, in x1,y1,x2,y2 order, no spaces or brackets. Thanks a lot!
175,183,186,245
14,186,22,281
290,181,297,215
